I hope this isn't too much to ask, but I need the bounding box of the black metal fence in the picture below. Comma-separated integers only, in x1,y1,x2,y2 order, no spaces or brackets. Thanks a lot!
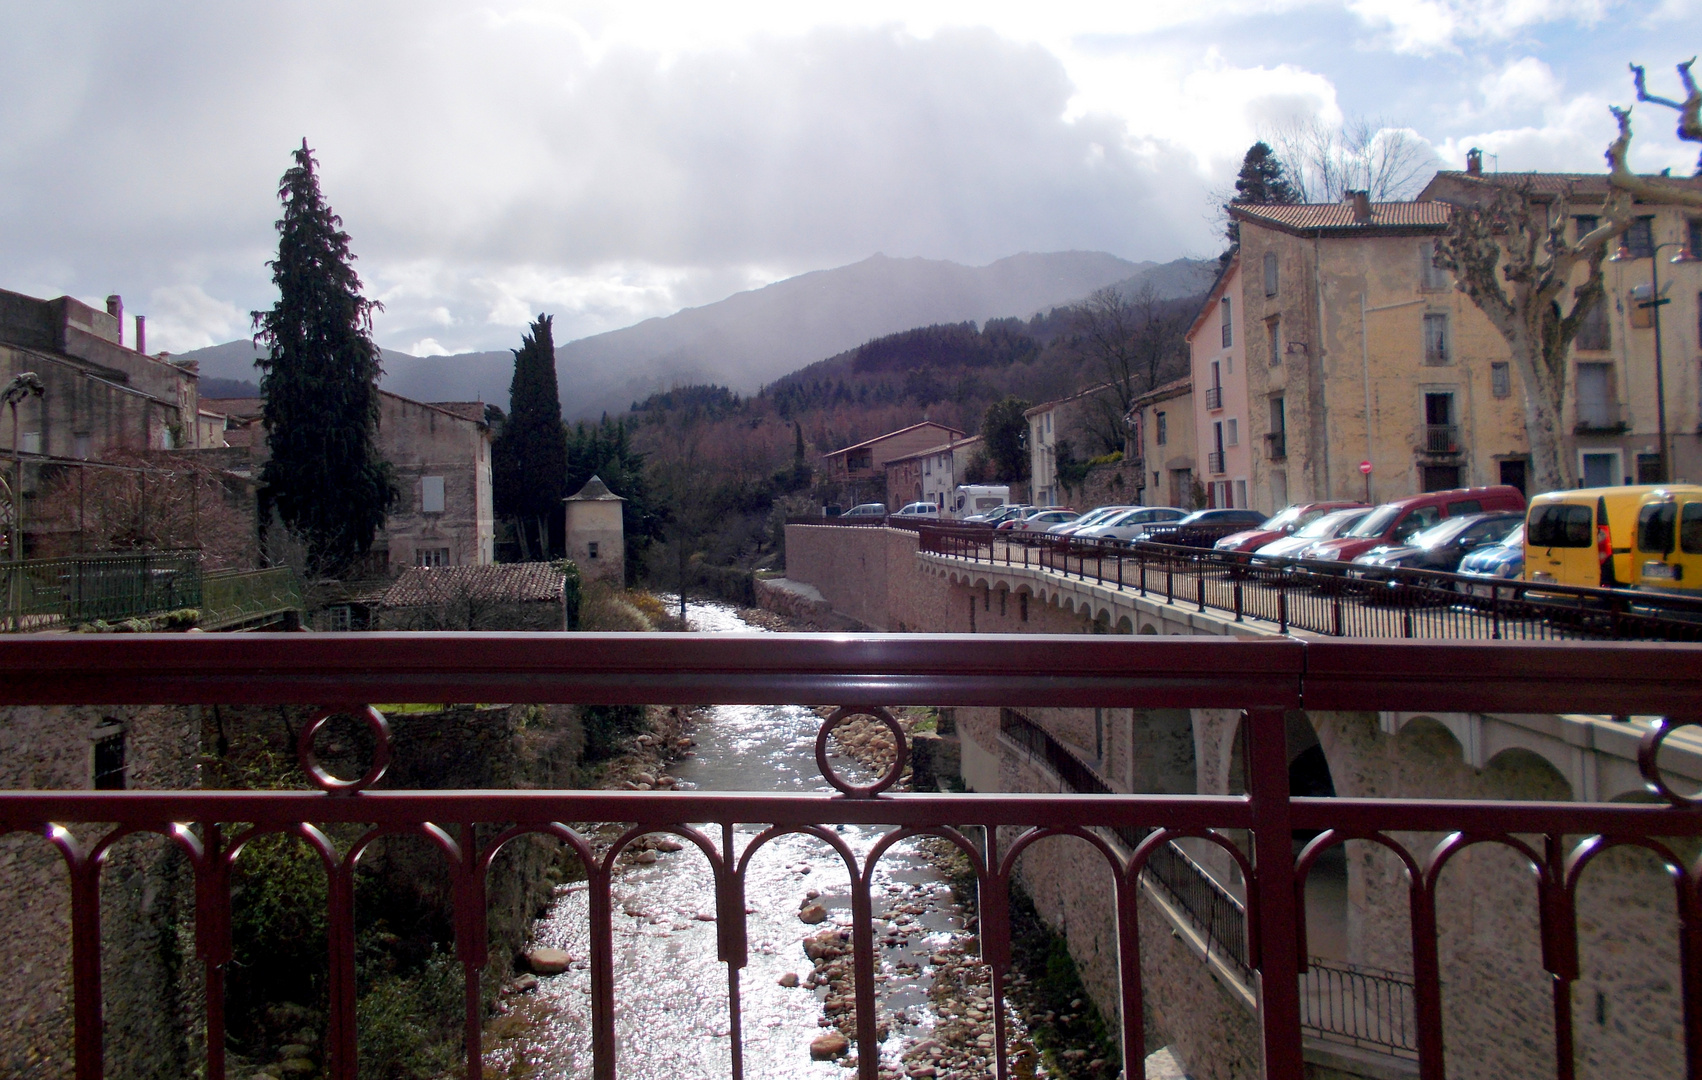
919,526,1702,642
1301,959,1419,1057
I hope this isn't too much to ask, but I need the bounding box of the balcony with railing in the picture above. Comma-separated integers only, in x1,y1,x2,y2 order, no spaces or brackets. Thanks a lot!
1266,431,1287,461
1208,450,1226,474
1422,424,1458,454
1205,385,1224,410
2,632,1701,1080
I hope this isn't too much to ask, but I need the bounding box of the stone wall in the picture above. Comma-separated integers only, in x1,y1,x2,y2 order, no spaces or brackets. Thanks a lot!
0,704,201,1079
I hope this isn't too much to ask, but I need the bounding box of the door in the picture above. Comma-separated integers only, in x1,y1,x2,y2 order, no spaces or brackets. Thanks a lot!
1499,459,1527,496
1527,500,1596,587
1581,451,1620,488
1421,466,1460,492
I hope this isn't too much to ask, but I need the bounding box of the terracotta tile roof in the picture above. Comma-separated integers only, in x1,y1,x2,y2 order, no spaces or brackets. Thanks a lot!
565,474,624,501
429,401,490,423
202,397,263,419
884,434,983,466
380,563,565,607
1231,201,1452,232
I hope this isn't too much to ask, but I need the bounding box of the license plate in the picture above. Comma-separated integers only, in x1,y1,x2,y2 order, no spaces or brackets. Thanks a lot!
1467,583,1496,598
1529,572,1556,584
1643,562,1680,581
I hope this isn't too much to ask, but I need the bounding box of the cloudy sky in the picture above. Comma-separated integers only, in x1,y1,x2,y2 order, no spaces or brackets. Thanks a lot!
3,2,1697,357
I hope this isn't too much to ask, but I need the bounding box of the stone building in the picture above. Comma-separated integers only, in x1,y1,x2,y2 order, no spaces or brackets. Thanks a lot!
1221,167,1702,514
564,474,625,582
203,392,495,572
881,433,982,511
0,702,201,1079
1188,257,1258,510
1129,377,1197,509
820,421,964,507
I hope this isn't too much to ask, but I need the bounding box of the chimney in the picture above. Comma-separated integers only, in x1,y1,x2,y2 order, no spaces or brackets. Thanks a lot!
135,315,146,356
1466,148,1482,176
1350,190,1372,224
106,295,123,346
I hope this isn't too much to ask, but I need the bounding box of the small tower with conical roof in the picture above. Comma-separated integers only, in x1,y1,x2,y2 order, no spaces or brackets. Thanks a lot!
564,474,625,582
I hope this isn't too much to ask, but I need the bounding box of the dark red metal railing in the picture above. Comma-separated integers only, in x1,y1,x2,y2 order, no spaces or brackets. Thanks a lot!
3,633,1702,1080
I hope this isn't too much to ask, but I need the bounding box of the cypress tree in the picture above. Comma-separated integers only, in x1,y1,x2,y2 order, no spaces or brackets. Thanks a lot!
492,313,567,559
252,140,396,577
1233,142,1298,205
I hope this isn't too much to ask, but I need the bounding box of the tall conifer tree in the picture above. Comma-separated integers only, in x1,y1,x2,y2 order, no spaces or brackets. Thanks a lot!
252,140,396,576
492,314,567,558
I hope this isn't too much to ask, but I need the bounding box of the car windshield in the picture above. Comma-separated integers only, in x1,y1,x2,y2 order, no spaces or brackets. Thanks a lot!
1408,517,1475,549
1260,506,1305,531
1497,523,1524,548
1296,509,1369,539
1345,504,1403,538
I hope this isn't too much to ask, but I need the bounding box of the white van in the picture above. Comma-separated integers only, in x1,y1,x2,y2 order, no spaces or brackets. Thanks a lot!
951,485,1010,520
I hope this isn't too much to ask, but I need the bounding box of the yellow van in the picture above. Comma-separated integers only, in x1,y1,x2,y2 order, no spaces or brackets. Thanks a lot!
1631,486,1702,598
1524,487,1652,589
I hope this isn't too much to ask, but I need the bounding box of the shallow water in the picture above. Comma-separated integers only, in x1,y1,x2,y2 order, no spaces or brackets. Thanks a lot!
514,598,966,1080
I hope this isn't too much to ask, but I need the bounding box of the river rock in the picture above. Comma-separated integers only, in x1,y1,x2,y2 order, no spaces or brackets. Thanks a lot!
635,773,656,786
511,974,540,993
799,903,828,924
656,838,684,852
525,947,573,974
778,972,800,987
810,1032,850,1059
277,1060,315,1076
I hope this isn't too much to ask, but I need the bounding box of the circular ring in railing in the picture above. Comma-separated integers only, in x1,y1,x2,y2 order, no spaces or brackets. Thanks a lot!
298,705,392,795
815,706,908,798
1638,716,1702,807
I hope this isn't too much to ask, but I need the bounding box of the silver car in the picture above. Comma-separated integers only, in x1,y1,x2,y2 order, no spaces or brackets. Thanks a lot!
1075,506,1188,542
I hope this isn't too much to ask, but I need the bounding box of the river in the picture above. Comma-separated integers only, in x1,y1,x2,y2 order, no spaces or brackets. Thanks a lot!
498,599,980,1080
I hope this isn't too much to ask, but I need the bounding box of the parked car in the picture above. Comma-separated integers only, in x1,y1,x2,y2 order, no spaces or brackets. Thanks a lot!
1630,485,1702,598
995,507,1071,531
1075,506,1188,542
891,501,941,521
971,504,1033,526
842,503,889,520
1350,512,1525,579
1457,523,1526,595
1047,505,1136,536
1001,509,1079,536
1214,501,1366,553
1253,507,1373,561
1144,508,1269,548
1298,486,1526,563
1523,486,1661,590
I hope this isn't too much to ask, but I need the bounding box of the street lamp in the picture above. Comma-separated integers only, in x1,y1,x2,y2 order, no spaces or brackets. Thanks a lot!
1610,233,1693,484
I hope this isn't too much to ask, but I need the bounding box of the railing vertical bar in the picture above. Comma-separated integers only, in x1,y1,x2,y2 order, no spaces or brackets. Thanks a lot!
327,860,359,1080
69,851,104,1080
852,862,880,1080
1679,878,1702,1080
589,863,618,1080
1410,872,1446,1080
1115,869,1147,1075
1246,706,1305,1080
454,823,487,1080
991,964,1011,1080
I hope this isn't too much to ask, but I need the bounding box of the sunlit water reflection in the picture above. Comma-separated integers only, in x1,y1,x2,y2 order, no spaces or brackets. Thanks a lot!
516,598,966,1079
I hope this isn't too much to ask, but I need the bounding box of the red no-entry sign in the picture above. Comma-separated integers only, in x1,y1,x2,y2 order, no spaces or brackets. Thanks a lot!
1359,460,1373,475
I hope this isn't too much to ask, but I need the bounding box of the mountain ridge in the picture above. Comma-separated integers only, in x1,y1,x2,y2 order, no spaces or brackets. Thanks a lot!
179,251,1215,419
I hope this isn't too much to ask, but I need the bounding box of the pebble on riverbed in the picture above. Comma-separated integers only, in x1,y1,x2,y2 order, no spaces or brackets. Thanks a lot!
799,902,828,924
779,972,800,987
523,947,572,975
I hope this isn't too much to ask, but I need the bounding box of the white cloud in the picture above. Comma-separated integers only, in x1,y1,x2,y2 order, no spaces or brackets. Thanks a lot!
1479,57,1564,115
144,284,249,354
1345,0,1612,55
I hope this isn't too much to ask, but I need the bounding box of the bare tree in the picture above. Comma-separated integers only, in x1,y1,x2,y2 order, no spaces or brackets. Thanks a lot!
1607,59,1702,208
1434,182,1632,492
1072,284,1189,455
31,453,258,569
1268,116,1434,202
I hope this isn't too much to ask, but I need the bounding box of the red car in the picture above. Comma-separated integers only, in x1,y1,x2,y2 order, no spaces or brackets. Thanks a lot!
1298,485,1527,564
1213,501,1367,553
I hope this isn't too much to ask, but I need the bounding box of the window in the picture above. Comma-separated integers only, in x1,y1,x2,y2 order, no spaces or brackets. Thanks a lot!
73,433,91,459
325,604,353,631
1574,215,1599,243
421,475,446,513
415,547,450,567
1575,294,1610,350
1226,418,1239,446
92,726,126,790
1491,362,1511,398
1267,318,1281,366
1424,392,1457,453
1263,252,1279,297
1235,479,1248,508
1687,218,1701,258
1221,298,1232,347
1421,242,1448,290
1575,363,1615,429
588,541,600,558
1531,503,1593,544
1422,313,1449,364
1638,501,1676,554
1683,503,1702,556
1624,216,1655,259
1156,411,1167,445
20,431,40,454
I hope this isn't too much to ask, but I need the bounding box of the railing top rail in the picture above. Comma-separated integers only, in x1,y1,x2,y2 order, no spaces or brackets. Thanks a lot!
2,633,1700,715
